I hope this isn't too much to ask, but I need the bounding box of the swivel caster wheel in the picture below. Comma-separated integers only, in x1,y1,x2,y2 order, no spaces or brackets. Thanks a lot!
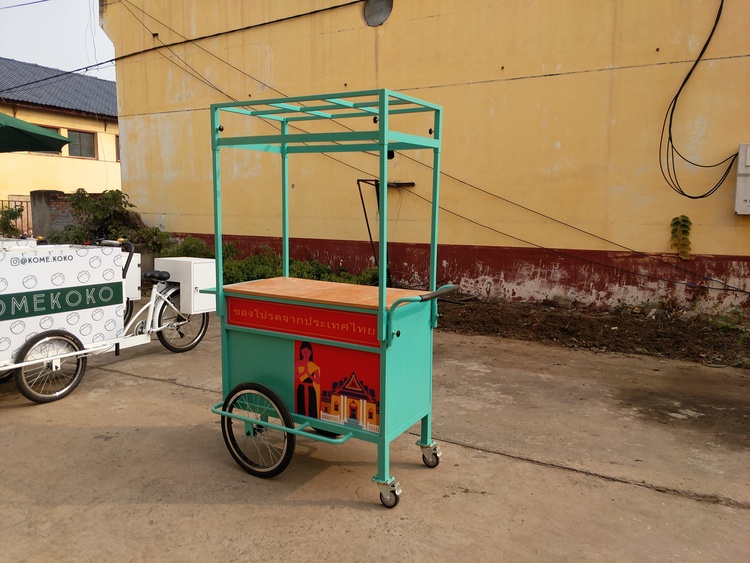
379,490,400,508
419,442,442,468
377,480,402,509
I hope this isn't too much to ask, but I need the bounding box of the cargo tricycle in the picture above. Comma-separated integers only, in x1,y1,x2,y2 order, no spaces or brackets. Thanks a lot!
0,238,213,403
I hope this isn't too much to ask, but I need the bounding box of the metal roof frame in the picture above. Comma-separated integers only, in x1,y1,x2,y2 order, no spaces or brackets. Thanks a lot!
210,88,443,340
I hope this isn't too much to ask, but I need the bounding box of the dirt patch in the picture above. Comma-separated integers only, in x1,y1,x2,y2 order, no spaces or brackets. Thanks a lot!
437,296,750,369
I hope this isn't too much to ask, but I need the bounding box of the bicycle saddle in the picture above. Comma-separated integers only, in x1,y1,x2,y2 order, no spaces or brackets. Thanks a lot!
143,270,171,282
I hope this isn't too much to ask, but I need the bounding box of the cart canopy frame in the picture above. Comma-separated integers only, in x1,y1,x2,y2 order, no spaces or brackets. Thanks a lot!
210,88,443,341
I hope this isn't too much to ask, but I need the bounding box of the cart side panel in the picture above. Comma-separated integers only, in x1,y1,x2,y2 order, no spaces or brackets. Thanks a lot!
382,302,434,440
224,328,294,404
1,245,124,364
292,340,381,433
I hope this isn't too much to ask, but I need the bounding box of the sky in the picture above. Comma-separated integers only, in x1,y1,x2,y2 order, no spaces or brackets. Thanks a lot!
0,0,116,81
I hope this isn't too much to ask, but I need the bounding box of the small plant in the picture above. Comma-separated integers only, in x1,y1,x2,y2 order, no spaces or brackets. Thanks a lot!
124,226,174,253
0,205,24,237
670,215,692,260
69,188,145,239
160,236,218,259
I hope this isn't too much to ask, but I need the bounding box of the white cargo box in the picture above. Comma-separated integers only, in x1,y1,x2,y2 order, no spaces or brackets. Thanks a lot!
153,257,216,314
0,245,124,364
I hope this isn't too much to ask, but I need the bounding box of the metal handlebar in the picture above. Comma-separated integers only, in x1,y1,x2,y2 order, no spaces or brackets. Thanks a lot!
385,284,459,345
413,284,460,303
121,241,134,280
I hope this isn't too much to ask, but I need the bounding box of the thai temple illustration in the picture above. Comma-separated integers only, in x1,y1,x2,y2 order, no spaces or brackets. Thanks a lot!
320,371,380,433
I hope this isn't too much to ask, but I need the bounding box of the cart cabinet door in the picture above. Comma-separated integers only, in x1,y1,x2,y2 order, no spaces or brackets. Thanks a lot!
382,302,434,438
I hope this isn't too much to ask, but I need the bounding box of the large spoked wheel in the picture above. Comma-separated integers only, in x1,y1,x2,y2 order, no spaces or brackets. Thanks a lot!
221,382,296,478
13,330,87,403
156,288,209,353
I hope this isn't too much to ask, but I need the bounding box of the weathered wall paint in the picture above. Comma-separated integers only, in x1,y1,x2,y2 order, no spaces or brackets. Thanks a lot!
176,232,750,312
101,1,750,309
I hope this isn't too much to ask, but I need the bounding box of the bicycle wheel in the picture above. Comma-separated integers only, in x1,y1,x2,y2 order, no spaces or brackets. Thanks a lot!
156,288,209,353
14,330,87,403
221,382,295,478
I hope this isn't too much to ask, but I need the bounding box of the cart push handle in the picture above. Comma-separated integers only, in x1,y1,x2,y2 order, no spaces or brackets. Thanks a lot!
386,284,459,345
88,238,135,280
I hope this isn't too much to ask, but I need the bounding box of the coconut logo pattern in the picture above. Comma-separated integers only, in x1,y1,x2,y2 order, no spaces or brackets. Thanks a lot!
0,239,37,249
0,245,125,365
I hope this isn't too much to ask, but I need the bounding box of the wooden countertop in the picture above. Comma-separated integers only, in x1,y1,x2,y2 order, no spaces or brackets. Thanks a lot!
224,277,425,310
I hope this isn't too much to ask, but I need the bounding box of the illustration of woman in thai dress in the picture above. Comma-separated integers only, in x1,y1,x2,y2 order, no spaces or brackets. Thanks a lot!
295,341,320,418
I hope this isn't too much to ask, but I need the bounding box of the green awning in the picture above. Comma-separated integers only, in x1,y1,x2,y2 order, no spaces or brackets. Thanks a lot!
0,112,71,153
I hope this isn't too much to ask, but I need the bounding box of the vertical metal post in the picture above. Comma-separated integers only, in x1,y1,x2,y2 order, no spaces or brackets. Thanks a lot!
373,437,392,484
429,108,443,326
210,105,230,399
377,92,389,341
281,120,290,277
210,107,224,318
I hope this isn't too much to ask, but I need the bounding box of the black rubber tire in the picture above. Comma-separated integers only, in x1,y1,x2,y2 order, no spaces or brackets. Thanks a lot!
422,452,440,468
155,288,209,353
13,330,87,403
221,382,296,478
0,372,13,384
380,491,400,508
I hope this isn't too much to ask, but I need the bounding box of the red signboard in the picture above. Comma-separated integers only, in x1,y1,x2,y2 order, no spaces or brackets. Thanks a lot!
227,297,379,347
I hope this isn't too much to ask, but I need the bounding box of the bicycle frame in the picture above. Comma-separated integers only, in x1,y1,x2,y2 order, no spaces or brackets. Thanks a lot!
123,282,184,337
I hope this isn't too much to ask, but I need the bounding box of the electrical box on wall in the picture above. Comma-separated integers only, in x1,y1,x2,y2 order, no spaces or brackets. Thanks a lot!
734,144,750,214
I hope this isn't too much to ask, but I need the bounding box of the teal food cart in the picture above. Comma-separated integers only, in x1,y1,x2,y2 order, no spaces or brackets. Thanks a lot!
209,89,456,508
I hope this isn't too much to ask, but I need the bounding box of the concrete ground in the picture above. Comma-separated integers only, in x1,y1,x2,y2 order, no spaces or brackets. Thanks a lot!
1,315,749,562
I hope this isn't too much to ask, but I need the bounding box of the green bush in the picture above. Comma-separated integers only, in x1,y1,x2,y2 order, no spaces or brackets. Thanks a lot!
69,188,144,238
0,205,25,237
218,246,380,286
46,224,88,244
126,226,174,253
47,188,175,253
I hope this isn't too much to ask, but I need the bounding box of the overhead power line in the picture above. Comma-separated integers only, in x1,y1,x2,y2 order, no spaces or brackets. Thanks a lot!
17,0,743,296
0,0,51,10
118,0,749,296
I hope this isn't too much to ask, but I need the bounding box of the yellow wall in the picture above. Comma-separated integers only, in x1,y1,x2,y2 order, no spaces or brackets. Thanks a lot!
101,0,750,256
0,105,120,201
